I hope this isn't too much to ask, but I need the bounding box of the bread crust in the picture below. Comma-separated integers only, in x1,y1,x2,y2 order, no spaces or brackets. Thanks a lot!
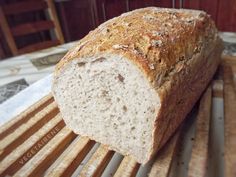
150,40,222,162
55,7,218,83
53,7,223,163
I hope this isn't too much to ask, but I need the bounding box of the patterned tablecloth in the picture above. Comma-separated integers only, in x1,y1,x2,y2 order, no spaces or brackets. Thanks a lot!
0,41,77,104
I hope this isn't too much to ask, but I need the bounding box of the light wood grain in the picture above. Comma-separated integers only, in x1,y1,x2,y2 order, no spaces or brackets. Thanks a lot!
0,101,58,161
222,55,236,65
212,80,223,98
187,86,212,177
0,114,64,176
223,63,236,177
45,137,95,177
148,131,180,177
79,145,114,177
0,94,53,140
13,127,76,177
114,156,140,177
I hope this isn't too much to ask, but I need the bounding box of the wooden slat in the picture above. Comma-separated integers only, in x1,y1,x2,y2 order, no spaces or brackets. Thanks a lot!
13,127,76,177
187,86,212,177
45,137,95,177
0,6,18,55
148,131,180,177
18,40,60,54
0,41,6,59
11,20,55,37
212,80,223,98
0,0,64,55
0,101,58,161
46,0,65,44
223,63,236,177
0,94,53,140
0,114,64,176
2,1,48,15
222,55,236,65
113,156,140,177
79,145,114,177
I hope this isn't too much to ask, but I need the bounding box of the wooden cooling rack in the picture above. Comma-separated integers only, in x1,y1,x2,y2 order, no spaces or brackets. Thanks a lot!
0,58,235,177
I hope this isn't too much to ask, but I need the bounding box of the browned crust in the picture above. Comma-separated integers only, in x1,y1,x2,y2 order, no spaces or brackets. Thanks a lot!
149,40,223,163
53,7,223,164
55,7,218,86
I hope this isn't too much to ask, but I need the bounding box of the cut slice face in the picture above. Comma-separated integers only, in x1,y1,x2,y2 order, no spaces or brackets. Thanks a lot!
53,54,161,163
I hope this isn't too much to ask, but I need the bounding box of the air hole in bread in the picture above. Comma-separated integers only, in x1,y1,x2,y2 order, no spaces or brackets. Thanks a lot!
117,74,125,82
92,57,106,63
77,62,86,67
123,105,127,112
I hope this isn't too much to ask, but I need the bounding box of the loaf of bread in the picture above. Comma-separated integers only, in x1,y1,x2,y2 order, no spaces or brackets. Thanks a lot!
52,7,223,164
